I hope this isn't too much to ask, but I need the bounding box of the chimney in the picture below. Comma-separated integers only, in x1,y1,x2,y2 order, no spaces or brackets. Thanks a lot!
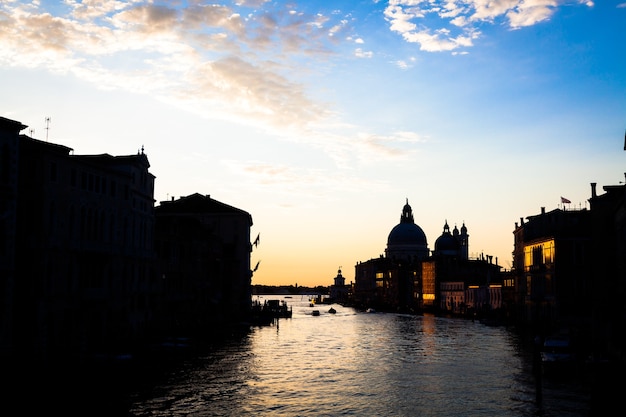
591,183,597,198
541,207,545,215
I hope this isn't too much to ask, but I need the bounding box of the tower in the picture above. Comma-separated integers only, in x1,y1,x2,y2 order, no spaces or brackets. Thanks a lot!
459,222,469,260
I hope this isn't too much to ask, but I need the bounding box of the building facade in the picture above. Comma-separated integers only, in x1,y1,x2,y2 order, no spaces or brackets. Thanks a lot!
329,267,350,304
0,117,25,360
587,180,625,362
1,117,158,365
353,200,502,314
511,206,592,336
1,116,256,367
154,193,253,334
509,175,626,365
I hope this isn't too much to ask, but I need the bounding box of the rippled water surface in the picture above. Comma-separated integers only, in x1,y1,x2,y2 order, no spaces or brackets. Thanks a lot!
127,295,593,416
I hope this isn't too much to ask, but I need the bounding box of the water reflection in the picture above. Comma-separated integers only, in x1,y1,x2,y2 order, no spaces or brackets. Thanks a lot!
128,295,593,417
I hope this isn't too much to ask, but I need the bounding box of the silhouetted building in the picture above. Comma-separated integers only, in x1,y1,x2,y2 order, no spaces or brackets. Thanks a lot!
0,116,256,369
0,117,24,360
329,267,349,304
424,221,500,315
510,174,626,366
353,200,427,312
588,179,626,363
154,193,253,334
353,200,501,313
1,117,157,365
511,206,592,336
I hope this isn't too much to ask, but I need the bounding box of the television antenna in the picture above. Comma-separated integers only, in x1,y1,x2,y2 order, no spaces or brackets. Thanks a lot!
45,117,51,141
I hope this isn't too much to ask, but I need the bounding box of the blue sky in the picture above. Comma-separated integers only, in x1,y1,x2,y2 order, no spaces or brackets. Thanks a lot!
2,0,625,286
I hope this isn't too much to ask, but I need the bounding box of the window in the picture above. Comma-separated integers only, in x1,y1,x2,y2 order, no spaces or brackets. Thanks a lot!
524,239,555,271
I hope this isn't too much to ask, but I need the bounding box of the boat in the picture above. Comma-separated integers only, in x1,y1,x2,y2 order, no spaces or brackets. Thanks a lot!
540,334,577,375
328,307,336,314
251,298,293,324
266,299,293,318
312,309,320,316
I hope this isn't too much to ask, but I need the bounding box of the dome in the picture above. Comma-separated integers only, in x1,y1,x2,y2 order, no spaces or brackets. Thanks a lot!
388,222,427,246
434,221,460,254
385,199,429,260
435,233,460,251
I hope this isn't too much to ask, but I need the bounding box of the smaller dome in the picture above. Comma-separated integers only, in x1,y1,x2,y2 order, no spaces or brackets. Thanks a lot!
435,233,460,252
434,221,460,253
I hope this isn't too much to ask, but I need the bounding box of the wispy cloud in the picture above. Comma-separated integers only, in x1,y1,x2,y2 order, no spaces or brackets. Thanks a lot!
0,1,339,128
383,0,594,52
0,0,593,168
354,48,373,58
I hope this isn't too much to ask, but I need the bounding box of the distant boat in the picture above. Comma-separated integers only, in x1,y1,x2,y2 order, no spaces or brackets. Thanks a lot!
541,335,575,363
541,334,577,375
251,298,293,324
328,307,336,314
312,309,320,316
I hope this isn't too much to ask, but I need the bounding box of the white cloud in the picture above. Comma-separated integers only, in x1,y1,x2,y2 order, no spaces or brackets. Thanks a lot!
383,0,594,51
0,1,340,131
354,48,373,58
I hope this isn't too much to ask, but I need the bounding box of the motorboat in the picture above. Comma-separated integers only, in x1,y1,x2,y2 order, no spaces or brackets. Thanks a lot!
541,335,575,363
540,334,576,375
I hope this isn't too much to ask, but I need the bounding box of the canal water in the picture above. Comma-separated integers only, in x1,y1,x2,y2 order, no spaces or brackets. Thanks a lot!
121,295,605,417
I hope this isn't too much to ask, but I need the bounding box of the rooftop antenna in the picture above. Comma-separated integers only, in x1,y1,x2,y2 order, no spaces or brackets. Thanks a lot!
44,117,51,141
29,128,34,137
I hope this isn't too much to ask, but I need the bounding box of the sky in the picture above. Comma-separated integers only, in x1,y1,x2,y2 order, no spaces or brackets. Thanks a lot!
1,0,625,287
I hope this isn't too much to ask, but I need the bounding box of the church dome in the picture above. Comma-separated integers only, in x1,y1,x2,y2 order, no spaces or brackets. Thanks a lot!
388,222,427,246
434,221,460,255
386,199,429,260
